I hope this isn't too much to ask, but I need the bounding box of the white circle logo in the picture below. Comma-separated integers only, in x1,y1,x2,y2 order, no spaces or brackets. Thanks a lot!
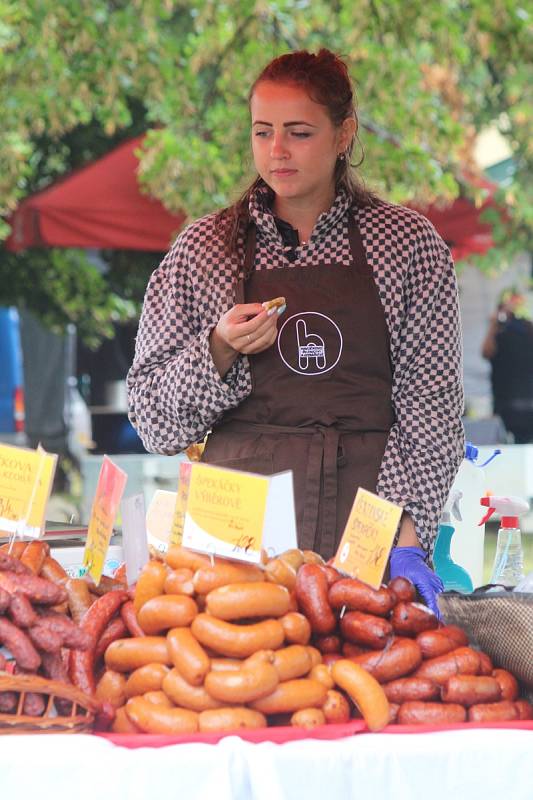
278,312,343,376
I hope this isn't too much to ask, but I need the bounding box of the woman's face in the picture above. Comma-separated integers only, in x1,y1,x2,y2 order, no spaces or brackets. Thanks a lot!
250,80,352,206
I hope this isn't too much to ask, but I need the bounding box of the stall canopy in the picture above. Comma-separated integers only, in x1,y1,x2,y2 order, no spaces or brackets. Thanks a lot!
5,134,497,260
6,136,186,253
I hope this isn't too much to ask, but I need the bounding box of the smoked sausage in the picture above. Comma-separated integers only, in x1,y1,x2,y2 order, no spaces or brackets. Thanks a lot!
415,646,480,686
329,578,395,617
416,625,468,659
125,696,199,734
398,701,466,725
340,610,392,650
350,638,422,683
468,700,518,722
167,627,210,686
441,675,501,706
383,677,440,703
191,614,284,659
295,564,336,635
205,582,290,620
391,602,438,636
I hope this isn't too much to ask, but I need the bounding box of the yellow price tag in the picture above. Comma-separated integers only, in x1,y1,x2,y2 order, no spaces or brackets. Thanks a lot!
181,463,269,563
0,443,57,538
333,488,403,589
83,456,127,584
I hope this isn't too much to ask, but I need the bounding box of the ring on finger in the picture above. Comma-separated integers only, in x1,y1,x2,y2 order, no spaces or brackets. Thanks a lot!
247,334,252,344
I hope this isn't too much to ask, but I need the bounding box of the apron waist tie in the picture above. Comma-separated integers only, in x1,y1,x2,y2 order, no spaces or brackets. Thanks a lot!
214,420,342,550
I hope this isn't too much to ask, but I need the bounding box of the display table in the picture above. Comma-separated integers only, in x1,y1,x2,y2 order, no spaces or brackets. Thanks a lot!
2,726,532,800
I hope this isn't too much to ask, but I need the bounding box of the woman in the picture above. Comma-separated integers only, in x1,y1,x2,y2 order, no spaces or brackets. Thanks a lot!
127,49,464,614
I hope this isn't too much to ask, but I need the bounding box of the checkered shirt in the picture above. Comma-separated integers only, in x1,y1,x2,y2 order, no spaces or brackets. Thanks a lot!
127,187,465,553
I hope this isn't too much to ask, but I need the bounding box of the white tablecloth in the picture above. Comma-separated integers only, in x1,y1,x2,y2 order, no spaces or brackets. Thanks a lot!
2,729,532,800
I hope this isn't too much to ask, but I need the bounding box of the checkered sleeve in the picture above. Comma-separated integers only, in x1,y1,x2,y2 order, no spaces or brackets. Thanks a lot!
127,225,252,455
375,215,465,554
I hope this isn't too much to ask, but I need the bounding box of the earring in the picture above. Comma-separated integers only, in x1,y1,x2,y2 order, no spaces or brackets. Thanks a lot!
337,152,346,161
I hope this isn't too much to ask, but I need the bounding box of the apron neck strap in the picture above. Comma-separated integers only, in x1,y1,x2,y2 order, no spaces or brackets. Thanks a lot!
347,211,371,276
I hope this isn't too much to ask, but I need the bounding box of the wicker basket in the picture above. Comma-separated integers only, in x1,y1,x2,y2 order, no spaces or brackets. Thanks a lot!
0,673,99,734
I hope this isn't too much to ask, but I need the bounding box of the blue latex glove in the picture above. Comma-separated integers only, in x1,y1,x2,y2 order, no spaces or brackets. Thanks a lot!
389,546,444,619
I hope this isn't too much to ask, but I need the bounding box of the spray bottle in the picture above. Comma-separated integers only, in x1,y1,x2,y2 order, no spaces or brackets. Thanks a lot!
434,490,474,593
448,442,500,587
479,496,530,587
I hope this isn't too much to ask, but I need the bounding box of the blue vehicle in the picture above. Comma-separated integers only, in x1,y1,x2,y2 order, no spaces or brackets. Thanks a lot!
0,307,25,445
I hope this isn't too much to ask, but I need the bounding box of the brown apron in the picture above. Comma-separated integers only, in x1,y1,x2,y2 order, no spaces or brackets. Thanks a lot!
202,213,395,559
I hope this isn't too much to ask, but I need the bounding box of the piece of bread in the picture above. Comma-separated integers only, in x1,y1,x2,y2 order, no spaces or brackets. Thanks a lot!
262,296,286,312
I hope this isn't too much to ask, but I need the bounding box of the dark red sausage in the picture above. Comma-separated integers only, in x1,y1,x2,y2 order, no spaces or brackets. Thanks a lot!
515,700,533,720
342,641,367,658
492,669,519,702
0,691,17,713
321,565,342,587
0,571,67,605
0,585,10,612
313,634,341,655
0,551,31,574
94,616,128,662
391,602,438,636
8,593,38,628
398,701,466,725
329,578,395,617
477,651,494,676
120,600,146,638
69,590,128,695
468,700,518,722
295,564,336,635
383,676,440,703
0,617,41,670
415,646,480,686
441,675,501,706
350,637,422,683
28,621,63,653
388,576,416,603
340,610,393,650
416,625,468,659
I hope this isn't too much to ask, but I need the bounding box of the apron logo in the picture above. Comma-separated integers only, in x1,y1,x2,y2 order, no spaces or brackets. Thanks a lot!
278,312,343,376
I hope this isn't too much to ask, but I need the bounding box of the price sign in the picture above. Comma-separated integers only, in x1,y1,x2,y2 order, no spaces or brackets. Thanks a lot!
333,488,402,589
0,443,57,538
83,456,128,584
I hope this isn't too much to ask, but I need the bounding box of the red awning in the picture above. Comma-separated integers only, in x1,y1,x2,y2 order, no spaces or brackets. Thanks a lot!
5,135,497,260
5,136,186,252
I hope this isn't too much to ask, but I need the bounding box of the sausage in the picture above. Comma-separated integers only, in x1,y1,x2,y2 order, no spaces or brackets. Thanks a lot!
120,600,146,638
0,585,10,612
8,592,38,628
69,590,129,695
514,699,533,720
40,556,68,585
278,548,305,571
322,689,351,724
302,550,325,565
19,541,49,574
35,612,91,650
65,578,93,624
388,576,416,602
0,617,41,670
167,627,210,686
95,670,127,708
137,594,198,634
105,637,171,673
205,662,279,704
142,690,174,707
27,621,63,653
165,545,212,572
492,668,519,702
342,642,367,657
340,610,393,650
40,651,70,683
309,664,335,690
250,678,328,715
478,651,494,676
329,578,395,617
398,701,467,725
272,645,312,682
194,561,266,596
112,705,141,733
441,675,501,706
124,663,170,698
313,634,341,655
164,568,195,596
94,617,129,662
191,613,284,658
0,570,67,605
321,653,343,668
391,602,439,636
133,560,168,614
415,646,481,686
306,646,323,668
206,582,290,620
22,691,46,717
383,677,440,703
468,700,519,722
125,696,199,734
416,625,469,659
0,550,31,574
280,612,312,645
83,574,126,596
198,707,267,732
388,703,400,724
264,557,297,591
350,637,422,683
291,708,326,728
209,658,243,672
162,667,222,711
0,691,17,713
331,659,390,732
295,564,336,635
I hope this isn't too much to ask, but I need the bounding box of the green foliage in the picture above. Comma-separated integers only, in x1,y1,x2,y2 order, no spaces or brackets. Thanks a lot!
1,0,531,339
